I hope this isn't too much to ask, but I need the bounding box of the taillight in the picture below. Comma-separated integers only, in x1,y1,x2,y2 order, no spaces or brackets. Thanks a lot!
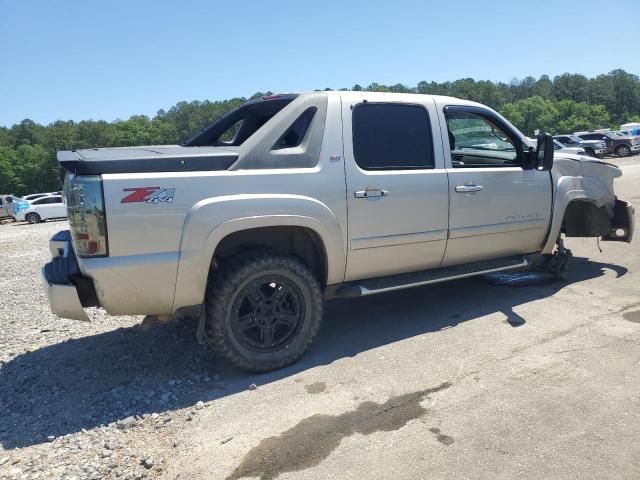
67,175,108,257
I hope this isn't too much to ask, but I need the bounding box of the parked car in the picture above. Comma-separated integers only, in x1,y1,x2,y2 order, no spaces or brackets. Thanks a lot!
43,92,634,372
553,134,607,157
0,194,18,219
22,192,60,202
553,139,586,155
14,195,67,223
576,131,640,157
528,138,586,156
620,122,640,135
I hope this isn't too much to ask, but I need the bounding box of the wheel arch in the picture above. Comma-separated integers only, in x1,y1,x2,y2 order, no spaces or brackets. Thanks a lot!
213,225,329,286
541,173,616,254
172,194,346,312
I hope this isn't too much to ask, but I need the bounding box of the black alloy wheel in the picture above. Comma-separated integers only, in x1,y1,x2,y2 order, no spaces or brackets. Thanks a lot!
230,275,305,353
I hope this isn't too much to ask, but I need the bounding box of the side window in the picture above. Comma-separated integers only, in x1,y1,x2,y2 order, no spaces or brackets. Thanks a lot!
445,111,519,168
0,198,3,206
218,120,244,143
32,198,45,205
352,103,434,170
51,196,62,204
272,107,317,150
6,196,13,203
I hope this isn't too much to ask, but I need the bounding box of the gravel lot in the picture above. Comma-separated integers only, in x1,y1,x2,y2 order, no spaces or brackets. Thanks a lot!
1,156,640,480
0,220,222,479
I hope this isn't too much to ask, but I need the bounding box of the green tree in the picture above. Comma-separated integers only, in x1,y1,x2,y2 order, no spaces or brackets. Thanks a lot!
500,96,558,136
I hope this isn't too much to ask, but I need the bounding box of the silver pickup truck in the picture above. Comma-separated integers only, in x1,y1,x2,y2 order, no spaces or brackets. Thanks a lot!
43,92,634,372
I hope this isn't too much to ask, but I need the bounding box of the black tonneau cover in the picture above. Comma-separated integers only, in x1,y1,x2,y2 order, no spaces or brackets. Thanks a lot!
57,145,238,175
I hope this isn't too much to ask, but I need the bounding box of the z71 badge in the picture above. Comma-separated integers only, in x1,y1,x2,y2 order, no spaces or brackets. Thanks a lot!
121,187,175,204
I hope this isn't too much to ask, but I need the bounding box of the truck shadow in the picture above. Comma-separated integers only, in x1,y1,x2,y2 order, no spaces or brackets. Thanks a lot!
0,256,627,449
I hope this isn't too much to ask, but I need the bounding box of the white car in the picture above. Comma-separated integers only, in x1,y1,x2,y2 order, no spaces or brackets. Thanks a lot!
22,192,61,202
14,194,67,224
528,138,586,155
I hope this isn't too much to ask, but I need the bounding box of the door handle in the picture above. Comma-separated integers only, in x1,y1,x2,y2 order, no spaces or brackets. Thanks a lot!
455,184,484,193
354,188,389,199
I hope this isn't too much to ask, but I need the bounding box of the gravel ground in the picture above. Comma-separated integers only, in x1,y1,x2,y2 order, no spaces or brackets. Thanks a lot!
1,156,639,480
0,220,222,480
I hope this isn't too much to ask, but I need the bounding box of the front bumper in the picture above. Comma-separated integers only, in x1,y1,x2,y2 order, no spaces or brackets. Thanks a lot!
602,200,634,243
42,230,99,321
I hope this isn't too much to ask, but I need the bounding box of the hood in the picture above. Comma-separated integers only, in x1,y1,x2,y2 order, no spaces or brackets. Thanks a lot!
57,145,239,175
553,152,621,178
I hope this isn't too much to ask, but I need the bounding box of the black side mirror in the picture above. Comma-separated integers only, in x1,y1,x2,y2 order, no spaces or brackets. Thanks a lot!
535,132,554,171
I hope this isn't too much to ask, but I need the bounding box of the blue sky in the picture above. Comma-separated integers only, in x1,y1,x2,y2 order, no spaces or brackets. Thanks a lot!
1,0,638,126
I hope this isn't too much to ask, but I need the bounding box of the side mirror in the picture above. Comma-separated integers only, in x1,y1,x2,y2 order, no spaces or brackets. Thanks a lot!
536,132,554,171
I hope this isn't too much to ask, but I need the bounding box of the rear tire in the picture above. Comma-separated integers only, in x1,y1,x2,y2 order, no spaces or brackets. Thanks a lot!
204,250,323,372
26,213,41,224
615,145,631,157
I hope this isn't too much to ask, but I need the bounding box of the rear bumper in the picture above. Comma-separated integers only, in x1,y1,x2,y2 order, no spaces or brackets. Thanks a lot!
602,200,634,243
42,231,99,321
42,269,89,321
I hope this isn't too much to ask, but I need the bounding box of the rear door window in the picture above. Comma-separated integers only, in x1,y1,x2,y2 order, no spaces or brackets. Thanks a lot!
352,103,434,170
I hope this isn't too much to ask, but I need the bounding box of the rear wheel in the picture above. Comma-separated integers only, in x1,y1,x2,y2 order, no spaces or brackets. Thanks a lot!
204,250,323,372
26,213,41,224
615,145,631,157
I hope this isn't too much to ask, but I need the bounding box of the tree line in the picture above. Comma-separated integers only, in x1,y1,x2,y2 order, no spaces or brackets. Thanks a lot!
1,70,639,195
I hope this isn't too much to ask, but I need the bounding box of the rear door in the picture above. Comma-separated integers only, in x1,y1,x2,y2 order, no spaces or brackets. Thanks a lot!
48,196,66,218
30,197,52,218
436,103,552,265
342,95,449,281
0,197,7,217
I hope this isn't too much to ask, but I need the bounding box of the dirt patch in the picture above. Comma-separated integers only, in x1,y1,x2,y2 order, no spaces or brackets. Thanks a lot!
304,382,326,394
623,310,640,323
429,427,455,446
226,382,452,480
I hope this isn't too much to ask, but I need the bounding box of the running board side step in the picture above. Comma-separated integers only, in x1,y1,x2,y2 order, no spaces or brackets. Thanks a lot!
330,256,528,298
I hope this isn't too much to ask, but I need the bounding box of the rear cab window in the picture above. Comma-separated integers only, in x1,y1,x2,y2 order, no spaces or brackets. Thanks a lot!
352,103,434,170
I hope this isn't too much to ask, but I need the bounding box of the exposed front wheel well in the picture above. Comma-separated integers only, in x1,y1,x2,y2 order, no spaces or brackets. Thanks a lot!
561,200,612,237
212,226,328,285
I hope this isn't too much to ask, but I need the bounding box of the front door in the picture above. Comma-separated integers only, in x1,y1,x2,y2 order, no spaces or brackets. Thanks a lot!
436,104,553,266
342,95,449,281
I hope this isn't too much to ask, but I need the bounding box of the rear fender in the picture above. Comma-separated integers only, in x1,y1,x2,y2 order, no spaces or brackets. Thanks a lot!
172,194,345,311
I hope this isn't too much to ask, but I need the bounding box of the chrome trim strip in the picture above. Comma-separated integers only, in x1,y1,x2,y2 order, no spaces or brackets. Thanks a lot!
448,219,547,240
351,229,448,250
